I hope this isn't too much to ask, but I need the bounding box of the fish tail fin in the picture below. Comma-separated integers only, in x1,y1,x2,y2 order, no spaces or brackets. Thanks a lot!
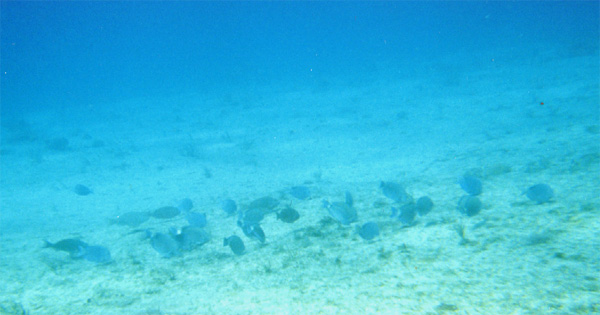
390,207,399,218
345,191,354,207
43,240,52,248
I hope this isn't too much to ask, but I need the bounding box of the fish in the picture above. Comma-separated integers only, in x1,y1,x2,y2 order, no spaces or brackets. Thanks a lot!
247,196,279,212
380,181,411,203
109,211,150,227
525,184,554,204
416,196,434,216
277,206,300,223
238,208,265,226
322,192,357,225
224,235,245,256
289,186,311,200
170,226,210,251
151,206,181,219
458,195,482,217
177,198,194,212
324,201,357,225
458,175,482,196
150,232,180,258
240,223,266,243
396,203,417,225
185,212,207,228
74,184,92,196
221,199,237,215
358,222,380,240
80,245,112,263
44,238,89,257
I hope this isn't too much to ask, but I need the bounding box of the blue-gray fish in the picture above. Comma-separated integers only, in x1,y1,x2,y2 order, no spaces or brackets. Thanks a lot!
74,184,93,196
289,186,311,200
322,193,357,225
277,206,300,223
110,211,150,227
150,232,180,258
380,181,411,203
171,226,210,250
81,245,112,263
185,212,207,228
177,198,194,212
416,196,434,216
458,195,482,217
44,239,89,257
238,208,265,226
224,235,245,256
221,199,237,215
358,222,379,240
395,203,417,225
458,175,482,196
151,206,181,219
247,196,279,212
241,223,266,243
525,184,554,204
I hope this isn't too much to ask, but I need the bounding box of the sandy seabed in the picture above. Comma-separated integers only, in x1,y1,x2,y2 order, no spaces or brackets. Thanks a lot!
1,50,599,315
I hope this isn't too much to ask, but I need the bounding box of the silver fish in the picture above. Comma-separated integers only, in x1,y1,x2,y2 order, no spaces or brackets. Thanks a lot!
380,181,411,203
322,191,357,225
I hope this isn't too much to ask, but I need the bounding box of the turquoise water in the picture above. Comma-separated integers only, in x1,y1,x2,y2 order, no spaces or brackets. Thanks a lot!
1,2,598,314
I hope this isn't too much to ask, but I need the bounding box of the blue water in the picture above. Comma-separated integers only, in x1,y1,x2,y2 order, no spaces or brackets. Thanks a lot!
3,2,597,113
1,2,598,314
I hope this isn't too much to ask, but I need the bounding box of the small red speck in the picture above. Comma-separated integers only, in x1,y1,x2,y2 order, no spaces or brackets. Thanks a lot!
540,102,544,105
